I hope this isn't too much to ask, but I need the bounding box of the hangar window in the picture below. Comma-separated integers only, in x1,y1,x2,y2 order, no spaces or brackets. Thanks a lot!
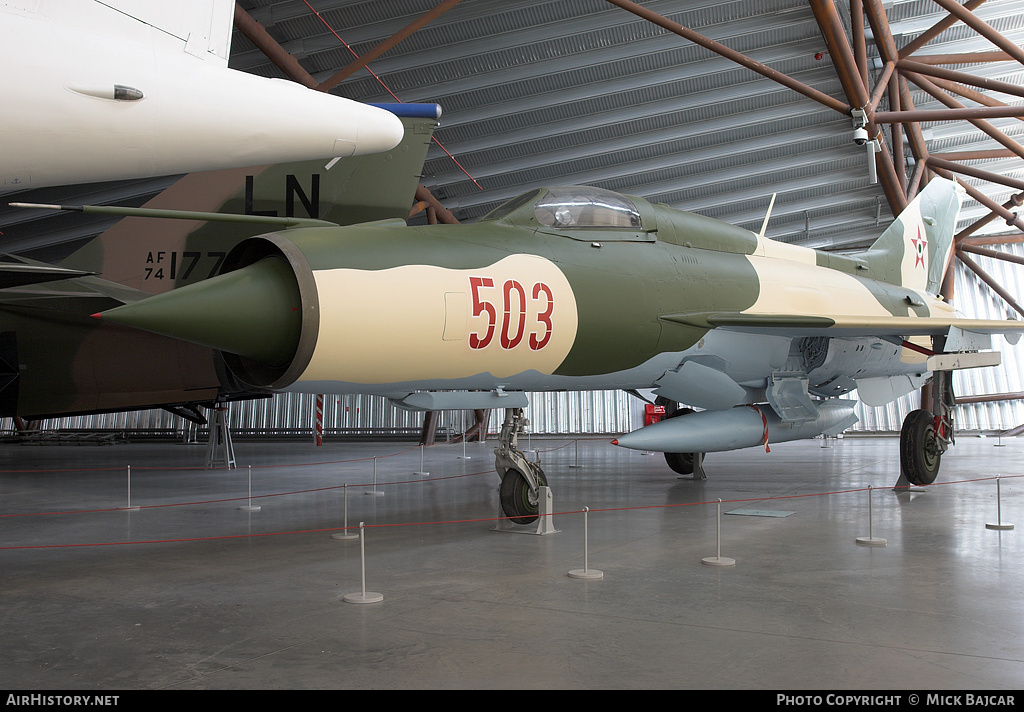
534,187,642,229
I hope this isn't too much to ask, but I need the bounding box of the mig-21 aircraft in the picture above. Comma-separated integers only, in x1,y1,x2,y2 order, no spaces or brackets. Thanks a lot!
8,161,1021,524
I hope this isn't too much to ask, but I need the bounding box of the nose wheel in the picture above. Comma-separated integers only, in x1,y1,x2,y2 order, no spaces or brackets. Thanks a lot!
494,408,547,524
499,463,548,525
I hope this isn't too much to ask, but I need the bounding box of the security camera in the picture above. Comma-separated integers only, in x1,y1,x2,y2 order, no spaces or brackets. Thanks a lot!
853,126,869,146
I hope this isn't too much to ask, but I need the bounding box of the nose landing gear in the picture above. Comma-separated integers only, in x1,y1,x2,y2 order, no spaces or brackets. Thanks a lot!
494,408,547,524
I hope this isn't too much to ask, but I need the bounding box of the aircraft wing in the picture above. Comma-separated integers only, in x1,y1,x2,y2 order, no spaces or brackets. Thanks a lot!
662,312,1023,341
0,259,96,290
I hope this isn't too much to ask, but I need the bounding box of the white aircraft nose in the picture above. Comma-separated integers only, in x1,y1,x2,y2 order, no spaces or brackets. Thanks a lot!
351,104,405,156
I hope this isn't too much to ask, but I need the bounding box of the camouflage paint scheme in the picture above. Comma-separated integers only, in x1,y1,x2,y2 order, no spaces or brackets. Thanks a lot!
98,177,1019,433
0,113,437,419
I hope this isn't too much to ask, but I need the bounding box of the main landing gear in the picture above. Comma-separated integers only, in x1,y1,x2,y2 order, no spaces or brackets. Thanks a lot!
494,408,547,524
656,398,706,480
899,370,955,487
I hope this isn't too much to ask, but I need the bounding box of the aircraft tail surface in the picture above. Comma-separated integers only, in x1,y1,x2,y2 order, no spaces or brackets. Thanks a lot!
860,177,963,296
60,107,440,295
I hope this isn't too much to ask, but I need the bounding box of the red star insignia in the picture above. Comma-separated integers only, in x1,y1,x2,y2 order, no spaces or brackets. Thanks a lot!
911,227,927,269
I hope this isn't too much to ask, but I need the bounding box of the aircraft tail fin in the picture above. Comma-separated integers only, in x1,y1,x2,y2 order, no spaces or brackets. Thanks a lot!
60,106,440,294
860,177,963,295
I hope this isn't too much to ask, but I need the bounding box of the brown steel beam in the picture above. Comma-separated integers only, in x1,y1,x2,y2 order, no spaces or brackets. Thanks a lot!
957,208,1023,243
907,158,928,199
924,76,1024,125
961,232,1024,246
316,0,467,92
959,242,1024,265
928,0,1024,67
955,248,1024,318
884,75,909,193
419,410,439,446
877,105,1024,122
603,0,850,114
907,50,1013,64
867,60,895,112
956,392,1024,404
851,0,869,89
810,0,906,212
897,76,932,165
809,0,870,107
873,134,908,214
927,156,1024,191
932,150,1019,161
415,184,459,225
898,0,988,58
863,0,901,63
897,59,1024,99
887,72,907,194
865,2,928,175
904,71,1024,162
954,178,1024,232
234,5,319,89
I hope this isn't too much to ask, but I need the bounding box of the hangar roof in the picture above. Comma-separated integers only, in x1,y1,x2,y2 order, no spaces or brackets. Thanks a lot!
4,0,1024,262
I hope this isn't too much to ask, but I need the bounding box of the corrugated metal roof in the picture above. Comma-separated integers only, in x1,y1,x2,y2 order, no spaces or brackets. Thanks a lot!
228,0,1024,247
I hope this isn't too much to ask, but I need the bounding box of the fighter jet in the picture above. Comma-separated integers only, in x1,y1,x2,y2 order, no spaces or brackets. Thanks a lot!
0,0,403,191
52,175,1017,524
0,104,439,419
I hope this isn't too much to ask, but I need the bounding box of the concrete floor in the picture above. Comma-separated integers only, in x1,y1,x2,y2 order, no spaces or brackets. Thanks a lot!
0,433,1022,690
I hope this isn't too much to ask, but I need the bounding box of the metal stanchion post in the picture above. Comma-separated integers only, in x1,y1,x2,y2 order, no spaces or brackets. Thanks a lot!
239,465,261,511
986,476,1015,530
856,485,887,546
366,457,384,496
332,483,358,540
414,444,430,476
122,464,139,511
343,523,383,604
702,499,735,566
569,439,582,468
568,507,603,579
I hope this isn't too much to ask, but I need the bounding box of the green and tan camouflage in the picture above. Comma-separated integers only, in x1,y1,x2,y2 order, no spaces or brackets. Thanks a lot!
98,177,1020,401
91,175,1021,504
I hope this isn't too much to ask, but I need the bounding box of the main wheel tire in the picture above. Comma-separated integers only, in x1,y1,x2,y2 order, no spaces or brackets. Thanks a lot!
499,466,548,525
900,409,941,485
662,407,699,475
665,451,695,475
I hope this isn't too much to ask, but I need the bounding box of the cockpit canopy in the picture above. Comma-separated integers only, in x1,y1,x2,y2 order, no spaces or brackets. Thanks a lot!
533,186,642,229
482,185,644,232
478,184,761,255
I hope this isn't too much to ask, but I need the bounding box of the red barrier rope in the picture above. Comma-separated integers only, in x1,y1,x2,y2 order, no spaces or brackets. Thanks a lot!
2,472,1018,550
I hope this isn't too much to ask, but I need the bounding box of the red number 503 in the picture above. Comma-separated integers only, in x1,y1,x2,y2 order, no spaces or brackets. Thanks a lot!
469,277,553,351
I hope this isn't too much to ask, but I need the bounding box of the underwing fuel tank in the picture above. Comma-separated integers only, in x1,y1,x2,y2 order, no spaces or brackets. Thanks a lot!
612,400,859,454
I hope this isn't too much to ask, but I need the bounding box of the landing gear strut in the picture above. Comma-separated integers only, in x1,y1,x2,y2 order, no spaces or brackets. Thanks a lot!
900,370,954,486
494,408,547,524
